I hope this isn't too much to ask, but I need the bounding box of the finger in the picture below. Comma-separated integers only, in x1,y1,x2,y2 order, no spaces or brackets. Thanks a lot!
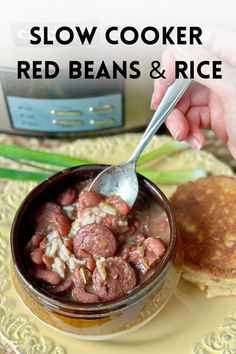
208,92,228,142
185,106,211,129
185,122,205,150
185,104,227,146
165,108,189,140
163,89,191,140
151,40,236,155
187,82,210,107
167,44,236,148
158,46,176,87
222,97,236,144
151,47,176,109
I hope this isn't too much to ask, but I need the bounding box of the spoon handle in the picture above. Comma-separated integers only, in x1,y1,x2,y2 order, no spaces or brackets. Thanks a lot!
128,78,191,164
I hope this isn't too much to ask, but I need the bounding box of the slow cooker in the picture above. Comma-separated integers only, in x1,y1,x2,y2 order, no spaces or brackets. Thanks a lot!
0,67,152,137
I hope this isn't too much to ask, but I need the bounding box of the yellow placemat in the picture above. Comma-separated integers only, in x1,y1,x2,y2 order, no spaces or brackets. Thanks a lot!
0,133,235,354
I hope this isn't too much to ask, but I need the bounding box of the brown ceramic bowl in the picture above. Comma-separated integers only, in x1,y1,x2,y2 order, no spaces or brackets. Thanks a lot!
10,164,183,340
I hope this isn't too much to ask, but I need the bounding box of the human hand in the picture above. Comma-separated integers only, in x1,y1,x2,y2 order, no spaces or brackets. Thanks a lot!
151,30,236,159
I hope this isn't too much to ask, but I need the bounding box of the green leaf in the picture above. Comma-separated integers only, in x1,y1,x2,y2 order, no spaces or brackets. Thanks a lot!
5,156,59,173
138,168,207,184
137,140,188,165
0,143,93,167
0,168,49,181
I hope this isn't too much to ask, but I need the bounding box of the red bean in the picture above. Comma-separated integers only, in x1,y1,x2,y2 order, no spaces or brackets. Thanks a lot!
30,248,44,265
127,232,146,246
42,254,54,269
63,238,73,252
77,248,91,258
34,202,71,236
50,273,73,294
56,188,77,206
39,238,48,251
92,257,136,301
72,287,100,304
144,237,166,266
78,191,104,210
33,269,62,285
117,244,131,261
86,257,96,272
105,195,130,215
26,234,44,252
102,215,129,234
53,213,71,236
144,237,166,256
73,224,117,259
72,287,100,303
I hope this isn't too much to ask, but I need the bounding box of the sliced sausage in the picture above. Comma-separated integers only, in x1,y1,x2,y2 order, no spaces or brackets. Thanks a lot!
34,202,71,236
50,273,73,294
92,257,136,301
30,248,44,265
73,223,117,259
33,268,62,285
78,191,104,210
56,188,77,206
72,287,100,303
144,237,166,266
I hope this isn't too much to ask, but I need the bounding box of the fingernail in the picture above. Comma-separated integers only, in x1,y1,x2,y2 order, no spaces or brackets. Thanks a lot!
187,136,202,150
166,118,183,141
173,127,182,140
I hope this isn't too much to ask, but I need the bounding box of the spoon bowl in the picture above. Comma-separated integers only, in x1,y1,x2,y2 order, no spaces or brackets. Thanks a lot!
89,161,138,207
89,78,191,207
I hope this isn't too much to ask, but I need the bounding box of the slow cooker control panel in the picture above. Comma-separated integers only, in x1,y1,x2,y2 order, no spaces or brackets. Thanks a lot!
7,94,122,132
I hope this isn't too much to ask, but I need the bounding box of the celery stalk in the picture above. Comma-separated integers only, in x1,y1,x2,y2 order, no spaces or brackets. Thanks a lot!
138,168,207,184
137,141,188,165
0,143,93,167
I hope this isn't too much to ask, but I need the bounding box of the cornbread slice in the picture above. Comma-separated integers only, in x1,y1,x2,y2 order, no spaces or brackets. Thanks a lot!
171,175,236,298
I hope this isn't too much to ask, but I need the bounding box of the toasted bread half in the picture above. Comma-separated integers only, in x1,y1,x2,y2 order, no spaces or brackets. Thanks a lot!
171,176,236,298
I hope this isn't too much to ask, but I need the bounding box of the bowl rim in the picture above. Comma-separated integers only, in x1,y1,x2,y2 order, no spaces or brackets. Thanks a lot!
11,164,178,315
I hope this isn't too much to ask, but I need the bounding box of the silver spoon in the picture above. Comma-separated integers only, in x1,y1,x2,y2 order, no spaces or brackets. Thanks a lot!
89,78,191,207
